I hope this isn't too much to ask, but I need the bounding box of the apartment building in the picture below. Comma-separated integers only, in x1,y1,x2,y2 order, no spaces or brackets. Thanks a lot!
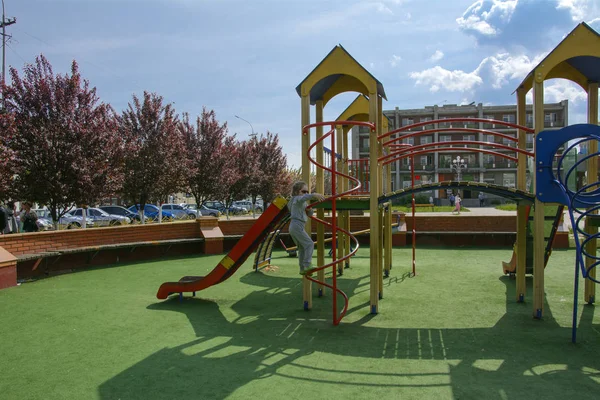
351,101,568,201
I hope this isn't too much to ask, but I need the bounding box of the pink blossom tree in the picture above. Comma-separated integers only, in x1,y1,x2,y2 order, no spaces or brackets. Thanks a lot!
181,108,231,206
250,132,289,206
119,91,186,221
2,55,123,226
0,113,16,202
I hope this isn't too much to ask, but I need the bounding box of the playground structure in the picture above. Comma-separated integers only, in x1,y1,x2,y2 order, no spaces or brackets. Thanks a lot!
292,22,600,330
155,23,600,339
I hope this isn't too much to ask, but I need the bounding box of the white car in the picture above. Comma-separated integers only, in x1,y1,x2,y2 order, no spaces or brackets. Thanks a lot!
233,200,263,213
70,208,131,226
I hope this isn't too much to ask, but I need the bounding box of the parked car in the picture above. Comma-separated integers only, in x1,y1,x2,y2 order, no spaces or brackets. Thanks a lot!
70,208,131,226
99,205,146,223
32,209,54,231
184,204,221,218
33,209,97,229
233,200,263,213
203,201,246,215
161,203,193,220
127,204,176,221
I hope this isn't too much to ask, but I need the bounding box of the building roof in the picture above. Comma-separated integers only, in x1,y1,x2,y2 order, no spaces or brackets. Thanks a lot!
295,45,387,105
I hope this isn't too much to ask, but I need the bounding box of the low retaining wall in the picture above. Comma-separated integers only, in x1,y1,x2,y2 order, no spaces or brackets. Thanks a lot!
0,213,565,288
0,218,224,283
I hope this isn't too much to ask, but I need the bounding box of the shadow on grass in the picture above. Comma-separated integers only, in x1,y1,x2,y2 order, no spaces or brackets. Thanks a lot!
98,270,600,400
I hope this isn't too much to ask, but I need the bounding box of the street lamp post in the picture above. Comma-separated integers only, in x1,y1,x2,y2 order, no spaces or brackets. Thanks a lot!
235,115,256,138
450,156,467,181
450,156,467,197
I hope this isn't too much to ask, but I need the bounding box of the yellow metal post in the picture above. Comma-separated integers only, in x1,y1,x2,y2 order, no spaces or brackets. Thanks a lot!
369,92,380,313
377,95,384,297
301,94,312,309
516,87,527,302
316,101,326,293
585,82,598,304
533,80,545,319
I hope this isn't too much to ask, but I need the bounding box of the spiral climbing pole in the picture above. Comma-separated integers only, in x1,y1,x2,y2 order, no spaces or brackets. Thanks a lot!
536,124,600,343
303,120,376,325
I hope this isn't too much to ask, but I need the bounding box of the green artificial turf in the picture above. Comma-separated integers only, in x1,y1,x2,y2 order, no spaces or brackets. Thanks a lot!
1,247,600,399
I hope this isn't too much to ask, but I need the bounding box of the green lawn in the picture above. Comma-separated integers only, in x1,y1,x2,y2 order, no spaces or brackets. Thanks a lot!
495,204,517,211
1,246,599,399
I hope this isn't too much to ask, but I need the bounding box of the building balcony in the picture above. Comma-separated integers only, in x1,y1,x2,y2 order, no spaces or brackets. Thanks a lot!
487,161,516,169
545,119,565,128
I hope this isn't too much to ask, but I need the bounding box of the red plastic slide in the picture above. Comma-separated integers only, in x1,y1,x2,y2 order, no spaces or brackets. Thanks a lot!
156,197,289,299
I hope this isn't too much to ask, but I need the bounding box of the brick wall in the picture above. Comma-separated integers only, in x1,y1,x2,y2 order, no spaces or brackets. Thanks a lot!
406,215,516,232
0,221,200,256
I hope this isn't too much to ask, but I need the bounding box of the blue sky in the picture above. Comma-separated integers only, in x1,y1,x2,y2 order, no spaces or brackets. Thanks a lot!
5,0,600,168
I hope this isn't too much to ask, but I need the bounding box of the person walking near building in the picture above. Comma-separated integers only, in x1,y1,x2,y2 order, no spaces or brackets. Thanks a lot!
452,194,462,215
478,192,485,207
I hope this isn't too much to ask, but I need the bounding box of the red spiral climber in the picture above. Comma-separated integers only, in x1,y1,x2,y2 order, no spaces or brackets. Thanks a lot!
302,120,376,325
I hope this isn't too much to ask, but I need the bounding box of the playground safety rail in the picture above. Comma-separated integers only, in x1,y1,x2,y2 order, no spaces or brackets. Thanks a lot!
535,124,600,343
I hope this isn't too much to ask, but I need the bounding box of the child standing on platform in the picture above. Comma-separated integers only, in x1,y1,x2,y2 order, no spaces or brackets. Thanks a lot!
289,181,325,275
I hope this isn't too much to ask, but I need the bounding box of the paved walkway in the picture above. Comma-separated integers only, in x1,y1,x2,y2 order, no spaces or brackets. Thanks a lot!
418,206,517,217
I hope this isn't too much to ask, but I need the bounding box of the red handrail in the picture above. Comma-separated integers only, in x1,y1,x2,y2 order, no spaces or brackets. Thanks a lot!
303,120,376,325
378,117,535,141
380,140,533,162
382,147,520,166
383,127,521,146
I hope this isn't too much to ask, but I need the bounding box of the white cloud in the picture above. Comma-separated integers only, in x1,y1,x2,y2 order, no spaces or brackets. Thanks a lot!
557,0,600,22
429,50,444,62
524,80,587,105
410,51,542,92
456,0,518,37
475,52,544,89
409,66,483,93
390,54,402,67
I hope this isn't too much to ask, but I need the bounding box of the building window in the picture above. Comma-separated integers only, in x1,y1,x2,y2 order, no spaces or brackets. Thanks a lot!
545,113,557,122
420,136,432,145
502,134,515,145
420,155,433,165
402,118,414,126
463,135,475,148
526,133,534,144
464,154,476,165
503,173,516,188
440,135,452,142
440,154,453,167
402,137,414,145
484,134,495,143
483,154,494,166
358,126,370,133
502,114,516,123
484,173,495,183
526,114,533,124
359,137,369,151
